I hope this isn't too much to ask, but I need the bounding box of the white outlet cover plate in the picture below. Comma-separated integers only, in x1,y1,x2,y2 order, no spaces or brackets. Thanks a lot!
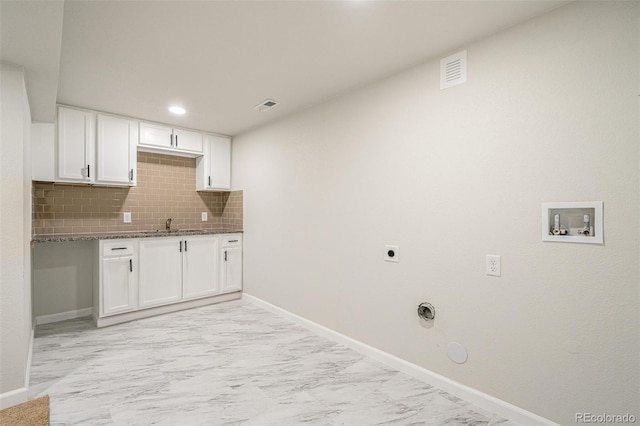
202,212,208,221
384,245,399,262
123,212,131,223
447,342,468,364
486,254,501,277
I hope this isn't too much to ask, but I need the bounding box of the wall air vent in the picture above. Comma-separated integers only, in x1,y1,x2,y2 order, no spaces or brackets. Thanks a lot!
253,99,279,112
440,50,467,90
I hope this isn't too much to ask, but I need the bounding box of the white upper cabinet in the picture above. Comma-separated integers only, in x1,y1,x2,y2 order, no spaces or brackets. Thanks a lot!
139,122,203,156
57,106,94,183
49,106,137,186
96,114,137,186
173,128,203,153
138,122,173,150
196,134,231,191
44,106,231,189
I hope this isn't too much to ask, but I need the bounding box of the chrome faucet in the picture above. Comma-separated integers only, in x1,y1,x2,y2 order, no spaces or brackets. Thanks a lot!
165,218,173,231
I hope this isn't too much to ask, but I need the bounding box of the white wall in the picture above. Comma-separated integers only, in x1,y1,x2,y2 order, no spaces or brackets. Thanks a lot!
0,65,33,405
232,2,639,424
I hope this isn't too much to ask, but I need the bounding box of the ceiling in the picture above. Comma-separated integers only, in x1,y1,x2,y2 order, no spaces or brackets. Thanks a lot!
2,1,567,136
0,0,64,122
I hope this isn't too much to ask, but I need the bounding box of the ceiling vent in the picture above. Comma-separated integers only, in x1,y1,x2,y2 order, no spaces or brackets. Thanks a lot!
254,99,279,112
440,50,467,90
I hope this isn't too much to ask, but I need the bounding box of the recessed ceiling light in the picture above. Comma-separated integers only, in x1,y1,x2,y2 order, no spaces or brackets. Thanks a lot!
169,106,186,115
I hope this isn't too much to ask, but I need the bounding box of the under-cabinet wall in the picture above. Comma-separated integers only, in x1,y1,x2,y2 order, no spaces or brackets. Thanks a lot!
33,152,243,235
32,241,94,317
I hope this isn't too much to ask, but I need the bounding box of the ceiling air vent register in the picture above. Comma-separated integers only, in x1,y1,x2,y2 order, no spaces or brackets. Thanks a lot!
254,99,279,112
440,50,467,90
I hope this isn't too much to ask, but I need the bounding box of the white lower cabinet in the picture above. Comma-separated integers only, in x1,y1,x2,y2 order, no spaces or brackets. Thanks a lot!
220,234,243,294
100,240,137,316
182,236,220,299
97,234,240,324
138,237,183,308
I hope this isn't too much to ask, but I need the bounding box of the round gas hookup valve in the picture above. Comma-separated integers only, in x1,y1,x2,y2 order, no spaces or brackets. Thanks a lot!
417,302,435,321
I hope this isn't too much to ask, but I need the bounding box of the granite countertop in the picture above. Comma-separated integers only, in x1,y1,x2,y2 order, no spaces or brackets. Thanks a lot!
32,229,243,243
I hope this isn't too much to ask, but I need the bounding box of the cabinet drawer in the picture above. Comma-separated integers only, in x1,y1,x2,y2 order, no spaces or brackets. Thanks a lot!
102,241,135,257
221,235,242,247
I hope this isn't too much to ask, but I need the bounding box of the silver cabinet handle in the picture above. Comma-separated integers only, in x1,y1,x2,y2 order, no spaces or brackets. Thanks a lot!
224,250,227,262
170,134,174,147
87,164,90,178
228,240,238,243
208,176,211,187
175,134,178,147
130,169,134,181
179,241,182,252
111,247,127,251
129,259,132,272
184,240,188,252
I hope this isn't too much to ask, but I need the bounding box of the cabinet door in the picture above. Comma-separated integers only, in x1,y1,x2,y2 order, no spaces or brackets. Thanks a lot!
57,106,94,182
173,128,203,154
220,236,242,294
138,237,183,308
183,236,219,300
139,122,173,149
96,114,137,186
102,257,136,316
207,134,231,190
196,134,231,191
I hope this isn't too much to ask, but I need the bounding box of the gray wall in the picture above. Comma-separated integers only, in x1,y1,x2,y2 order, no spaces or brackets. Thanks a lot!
0,65,33,399
232,2,639,424
32,241,94,317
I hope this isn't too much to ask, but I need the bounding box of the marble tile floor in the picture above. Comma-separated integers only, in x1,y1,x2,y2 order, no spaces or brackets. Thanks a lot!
29,299,518,426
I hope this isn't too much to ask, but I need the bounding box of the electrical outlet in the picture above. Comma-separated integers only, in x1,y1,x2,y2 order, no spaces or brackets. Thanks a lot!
123,212,132,224
486,255,501,277
201,212,208,221
384,245,399,262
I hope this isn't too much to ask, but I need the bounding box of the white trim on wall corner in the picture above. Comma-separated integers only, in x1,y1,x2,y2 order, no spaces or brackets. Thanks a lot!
0,324,36,409
36,307,93,325
0,387,28,410
242,293,560,426
25,324,35,388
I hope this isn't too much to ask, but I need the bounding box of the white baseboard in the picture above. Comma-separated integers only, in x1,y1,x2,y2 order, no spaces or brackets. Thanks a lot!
95,292,241,328
242,293,559,426
0,387,28,410
36,307,93,325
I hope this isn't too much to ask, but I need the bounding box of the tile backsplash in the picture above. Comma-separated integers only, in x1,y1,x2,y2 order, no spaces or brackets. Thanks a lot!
32,152,242,235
